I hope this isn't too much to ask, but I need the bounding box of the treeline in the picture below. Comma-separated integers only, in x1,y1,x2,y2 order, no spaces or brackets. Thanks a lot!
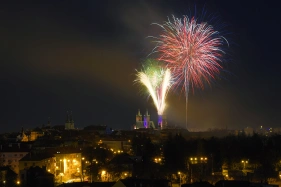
131,133,281,179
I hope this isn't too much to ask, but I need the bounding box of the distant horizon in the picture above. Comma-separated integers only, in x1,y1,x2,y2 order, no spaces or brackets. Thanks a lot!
1,120,277,135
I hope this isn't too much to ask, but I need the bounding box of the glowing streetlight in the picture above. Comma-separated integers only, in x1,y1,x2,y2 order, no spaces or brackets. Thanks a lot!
101,170,106,176
178,172,181,186
241,160,248,169
60,173,64,183
59,159,62,172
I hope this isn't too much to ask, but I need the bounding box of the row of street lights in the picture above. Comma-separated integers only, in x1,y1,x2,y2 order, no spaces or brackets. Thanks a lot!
175,158,249,184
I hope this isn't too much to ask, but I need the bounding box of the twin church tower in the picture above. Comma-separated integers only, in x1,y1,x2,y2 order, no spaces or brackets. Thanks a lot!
134,109,167,130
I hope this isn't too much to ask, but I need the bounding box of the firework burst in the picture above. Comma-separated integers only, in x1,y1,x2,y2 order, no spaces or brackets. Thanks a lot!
135,59,173,117
152,15,228,128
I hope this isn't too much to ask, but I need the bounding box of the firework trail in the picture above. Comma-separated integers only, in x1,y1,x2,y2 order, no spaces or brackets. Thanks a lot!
152,15,227,129
135,59,173,128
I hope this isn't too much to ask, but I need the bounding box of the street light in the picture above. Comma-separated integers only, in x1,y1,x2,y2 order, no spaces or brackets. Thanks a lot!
241,160,248,169
101,170,107,182
60,159,62,172
60,173,64,183
178,172,181,187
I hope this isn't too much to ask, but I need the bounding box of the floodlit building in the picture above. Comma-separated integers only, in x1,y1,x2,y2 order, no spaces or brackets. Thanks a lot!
54,151,82,183
133,110,155,129
29,130,44,141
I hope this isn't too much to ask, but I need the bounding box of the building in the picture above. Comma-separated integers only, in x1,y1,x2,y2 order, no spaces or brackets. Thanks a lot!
54,151,82,183
0,143,31,175
134,110,155,129
29,130,44,141
99,139,131,153
19,153,56,177
16,128,29,142
65,111,75,130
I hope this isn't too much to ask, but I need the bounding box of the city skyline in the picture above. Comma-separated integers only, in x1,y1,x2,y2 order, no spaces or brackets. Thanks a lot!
1,0,281,133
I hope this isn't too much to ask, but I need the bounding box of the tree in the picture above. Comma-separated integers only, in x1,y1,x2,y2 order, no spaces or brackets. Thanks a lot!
163,134,187,171
131,134,156,162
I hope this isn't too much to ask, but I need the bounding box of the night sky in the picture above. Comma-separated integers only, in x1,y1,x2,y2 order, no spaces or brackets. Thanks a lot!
1,0,281,133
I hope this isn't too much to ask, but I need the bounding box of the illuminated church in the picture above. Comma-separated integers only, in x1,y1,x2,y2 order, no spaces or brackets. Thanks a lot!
133,109,155,129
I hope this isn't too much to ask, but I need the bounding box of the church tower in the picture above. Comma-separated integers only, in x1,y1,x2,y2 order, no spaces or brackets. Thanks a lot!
158,114,167,129
65,111,75,129
136,109,142,122
69,111,74,129
143,110,150,128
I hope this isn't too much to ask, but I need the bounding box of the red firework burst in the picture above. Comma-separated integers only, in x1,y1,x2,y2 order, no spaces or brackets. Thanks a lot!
154,15,227,94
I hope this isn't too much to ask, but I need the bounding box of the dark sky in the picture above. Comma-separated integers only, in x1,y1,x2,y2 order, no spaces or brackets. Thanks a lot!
0,0,281,133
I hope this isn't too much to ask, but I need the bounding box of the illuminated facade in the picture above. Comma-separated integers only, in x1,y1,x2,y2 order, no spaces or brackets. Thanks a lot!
134,110,155,129
54,152,82,183
16,128,29,142
29,131,44,141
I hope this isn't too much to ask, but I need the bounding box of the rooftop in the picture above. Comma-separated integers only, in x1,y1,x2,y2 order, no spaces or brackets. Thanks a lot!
19,153,55,161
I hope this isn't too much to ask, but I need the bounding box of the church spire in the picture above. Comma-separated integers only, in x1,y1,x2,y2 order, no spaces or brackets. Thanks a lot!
70,111,74,123
145,109,149,116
